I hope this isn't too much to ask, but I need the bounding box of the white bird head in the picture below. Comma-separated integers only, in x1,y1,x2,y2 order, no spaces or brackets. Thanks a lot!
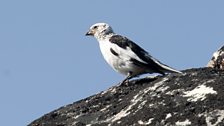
85,23,114,40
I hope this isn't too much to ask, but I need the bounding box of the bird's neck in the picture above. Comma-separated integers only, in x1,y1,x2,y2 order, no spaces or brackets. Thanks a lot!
95,32,115,41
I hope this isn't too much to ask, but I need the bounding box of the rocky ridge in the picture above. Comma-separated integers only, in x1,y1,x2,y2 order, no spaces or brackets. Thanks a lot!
29,67,224,126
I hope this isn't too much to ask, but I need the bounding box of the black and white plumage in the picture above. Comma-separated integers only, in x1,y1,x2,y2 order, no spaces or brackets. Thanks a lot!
86,23,182,84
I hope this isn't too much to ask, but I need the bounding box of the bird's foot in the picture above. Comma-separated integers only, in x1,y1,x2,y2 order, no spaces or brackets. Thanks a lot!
119,79,129,86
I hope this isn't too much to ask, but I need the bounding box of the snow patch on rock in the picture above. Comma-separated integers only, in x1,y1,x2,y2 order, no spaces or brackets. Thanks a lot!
138,118,154,125
183,84,217,102
104,78,169,123
175,119,191,126
199,109,224,126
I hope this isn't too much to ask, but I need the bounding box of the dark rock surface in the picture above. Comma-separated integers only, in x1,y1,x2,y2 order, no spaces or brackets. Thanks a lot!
29,68,224,126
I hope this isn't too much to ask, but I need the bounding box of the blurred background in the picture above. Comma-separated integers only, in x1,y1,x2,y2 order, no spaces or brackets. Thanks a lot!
0,1,224,125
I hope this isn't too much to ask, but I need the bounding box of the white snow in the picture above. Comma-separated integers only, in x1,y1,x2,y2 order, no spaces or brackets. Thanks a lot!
166,89,184,95
102,78,168,123
183,84,217,102
138,120,144,124
204,109,224,126
110,107,131,122
138,118,154,125
73,115,81,119
117,121,121,124
146,78,169,91
165,113,172,119
175,119,191,126
100,105,112,112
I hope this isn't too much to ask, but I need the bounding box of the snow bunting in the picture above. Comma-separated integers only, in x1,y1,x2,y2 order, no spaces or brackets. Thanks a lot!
86,23,182,84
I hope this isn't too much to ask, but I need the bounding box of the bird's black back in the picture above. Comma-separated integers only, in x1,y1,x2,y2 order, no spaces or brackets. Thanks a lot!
109,35,165,75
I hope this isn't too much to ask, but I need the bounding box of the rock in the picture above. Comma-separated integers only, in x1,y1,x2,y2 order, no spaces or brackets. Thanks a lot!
28,68,224,126
207,45,224,70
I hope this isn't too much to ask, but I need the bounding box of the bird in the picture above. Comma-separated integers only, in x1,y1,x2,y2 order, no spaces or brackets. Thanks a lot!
85,23,182,84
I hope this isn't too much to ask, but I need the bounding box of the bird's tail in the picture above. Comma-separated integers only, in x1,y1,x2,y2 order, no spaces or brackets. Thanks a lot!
151,57,182,74
161,65,182,74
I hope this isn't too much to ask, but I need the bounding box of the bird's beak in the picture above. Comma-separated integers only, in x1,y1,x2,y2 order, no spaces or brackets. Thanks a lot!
85,30,93,36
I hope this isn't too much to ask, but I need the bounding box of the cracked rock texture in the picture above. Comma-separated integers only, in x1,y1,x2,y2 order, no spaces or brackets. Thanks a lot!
29,68,224,126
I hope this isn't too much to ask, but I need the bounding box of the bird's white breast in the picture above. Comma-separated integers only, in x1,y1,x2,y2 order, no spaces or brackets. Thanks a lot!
98,39,121,71
98,39,144,76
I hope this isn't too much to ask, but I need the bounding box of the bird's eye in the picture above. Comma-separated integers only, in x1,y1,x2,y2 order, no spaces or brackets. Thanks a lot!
93,26,98,29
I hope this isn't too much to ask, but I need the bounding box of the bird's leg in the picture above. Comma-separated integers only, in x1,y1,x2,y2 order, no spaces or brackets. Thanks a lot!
120,72,133,85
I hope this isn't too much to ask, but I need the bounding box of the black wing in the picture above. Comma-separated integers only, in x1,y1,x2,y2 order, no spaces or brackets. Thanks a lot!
109,35,165,74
